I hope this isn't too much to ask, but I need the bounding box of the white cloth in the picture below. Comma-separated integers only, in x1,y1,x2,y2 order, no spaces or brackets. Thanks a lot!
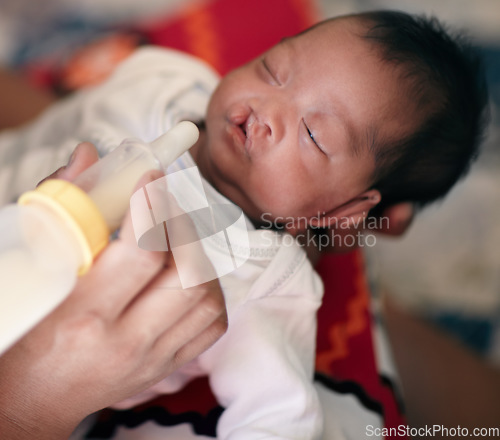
0,47,217,204
0,47,325,439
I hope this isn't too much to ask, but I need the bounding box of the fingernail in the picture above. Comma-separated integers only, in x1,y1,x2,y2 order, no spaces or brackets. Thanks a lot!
67,151,77,166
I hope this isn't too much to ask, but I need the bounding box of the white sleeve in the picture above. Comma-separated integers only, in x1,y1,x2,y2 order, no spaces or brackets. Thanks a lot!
0,47,218,205
199,257,324,439
0,91,91,205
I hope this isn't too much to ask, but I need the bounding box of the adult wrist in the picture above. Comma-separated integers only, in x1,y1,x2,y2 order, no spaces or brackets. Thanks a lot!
0,403,79,440
0,379,81,440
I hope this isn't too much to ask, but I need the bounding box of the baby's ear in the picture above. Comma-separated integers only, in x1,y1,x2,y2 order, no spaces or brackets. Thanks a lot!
309,189,381,229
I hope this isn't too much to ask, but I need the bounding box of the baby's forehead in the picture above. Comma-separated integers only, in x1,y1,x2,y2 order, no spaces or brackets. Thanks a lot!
293,14,373,44
266,16,419,157
287,16,388,76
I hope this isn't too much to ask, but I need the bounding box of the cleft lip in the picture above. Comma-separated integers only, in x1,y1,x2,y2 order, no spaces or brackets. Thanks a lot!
242,113,256,141
227,105,253,157
239,122,247,138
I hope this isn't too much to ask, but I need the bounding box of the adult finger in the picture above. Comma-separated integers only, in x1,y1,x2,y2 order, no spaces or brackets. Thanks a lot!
57,142,100,181
37,142,99,185
151,280,228,368
69,169,167,320
116,265,212,348
118,177,221,336
172,316,227,369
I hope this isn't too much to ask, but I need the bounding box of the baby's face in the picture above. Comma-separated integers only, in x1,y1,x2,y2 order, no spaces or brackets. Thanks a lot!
193,17,412,224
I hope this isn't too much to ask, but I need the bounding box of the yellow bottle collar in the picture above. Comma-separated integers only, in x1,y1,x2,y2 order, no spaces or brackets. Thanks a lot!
19,179,110,275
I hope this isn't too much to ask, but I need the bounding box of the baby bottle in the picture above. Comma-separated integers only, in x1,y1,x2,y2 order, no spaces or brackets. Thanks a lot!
0,121,199,355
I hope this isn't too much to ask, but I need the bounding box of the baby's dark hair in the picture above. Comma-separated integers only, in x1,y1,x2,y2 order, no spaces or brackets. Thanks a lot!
357,10,489,217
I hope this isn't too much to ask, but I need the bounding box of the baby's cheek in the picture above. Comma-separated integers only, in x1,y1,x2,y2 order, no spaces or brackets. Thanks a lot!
254,180,303,219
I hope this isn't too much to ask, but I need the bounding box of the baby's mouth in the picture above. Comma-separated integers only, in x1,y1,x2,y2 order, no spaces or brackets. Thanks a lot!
239,122,247,138
233,117,252,158
227,106,253,156
239,114,255,140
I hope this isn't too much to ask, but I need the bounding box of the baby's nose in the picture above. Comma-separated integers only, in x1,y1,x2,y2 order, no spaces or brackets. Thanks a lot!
248,95,285,143
246,114,271,140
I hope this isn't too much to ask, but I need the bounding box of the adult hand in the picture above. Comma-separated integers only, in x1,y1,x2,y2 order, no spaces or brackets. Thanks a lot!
0,144,228,440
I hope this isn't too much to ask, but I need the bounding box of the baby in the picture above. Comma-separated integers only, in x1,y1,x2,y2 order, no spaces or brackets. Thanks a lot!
196,11,488,230
0,10,488,440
